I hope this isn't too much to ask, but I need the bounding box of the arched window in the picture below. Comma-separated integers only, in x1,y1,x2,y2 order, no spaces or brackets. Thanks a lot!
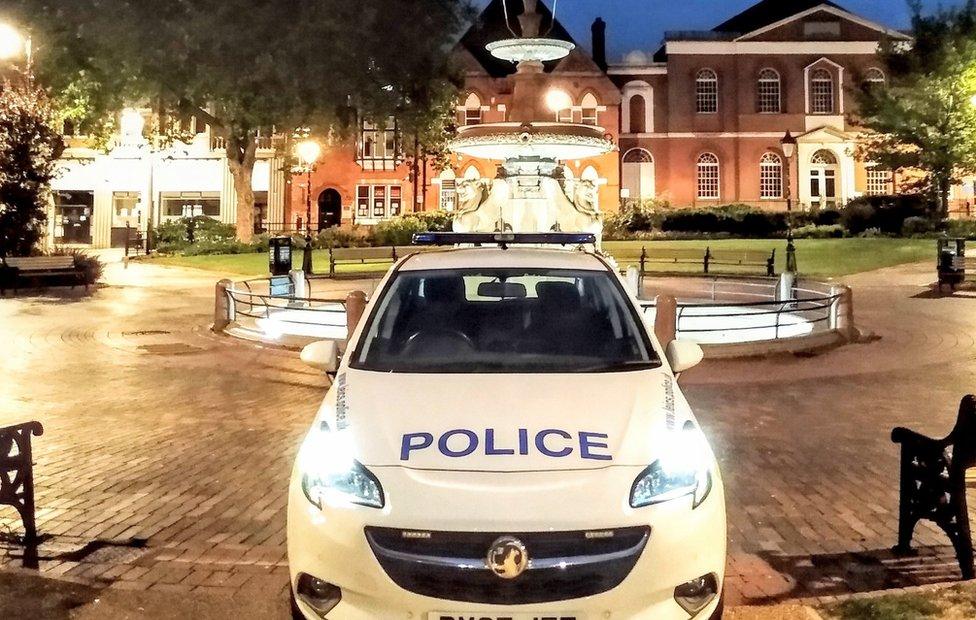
462,93,482,125
581,93,599,125
810,68,834,114
696,69,718,114
864,67,886,87
628,94,646,133
463,165,481,180
759,152,783,199
811,149,838,165
696,153,720,199
622,149,655,201
757,69,781,113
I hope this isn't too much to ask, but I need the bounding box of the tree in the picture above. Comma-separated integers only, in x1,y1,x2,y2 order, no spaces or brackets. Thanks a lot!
856,1,976,216
9,0,470,239
0,80,64,258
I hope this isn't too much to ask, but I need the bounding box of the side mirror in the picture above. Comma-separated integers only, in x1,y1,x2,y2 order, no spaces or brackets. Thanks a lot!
666,340,704,374
301,340,340,374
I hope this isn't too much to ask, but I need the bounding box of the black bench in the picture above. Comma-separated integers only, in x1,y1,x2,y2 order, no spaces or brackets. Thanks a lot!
892,395,976,579
1,256,85,294
0,422,44,543
611,246,776,277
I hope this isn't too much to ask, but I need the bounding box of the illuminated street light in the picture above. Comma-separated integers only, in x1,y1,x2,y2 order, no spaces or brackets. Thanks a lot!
0,23,26,60
295,139,322,274
545,89,573,115
781,130,798,273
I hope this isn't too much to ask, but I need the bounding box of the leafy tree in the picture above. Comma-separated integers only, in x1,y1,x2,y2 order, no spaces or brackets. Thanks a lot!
8,0,470,239
0,80,64,258
856,0,976,216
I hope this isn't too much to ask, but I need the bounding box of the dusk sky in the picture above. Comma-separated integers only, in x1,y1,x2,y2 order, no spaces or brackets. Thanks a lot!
477,0,971,60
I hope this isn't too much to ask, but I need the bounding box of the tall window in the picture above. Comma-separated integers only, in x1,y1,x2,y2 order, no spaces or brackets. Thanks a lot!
696,153,720,199
628,95,646,133
759,153,783,199
356,184,402,220
462,93,482,126
622,149,655,201
581,93,599,126
358,117,398,170
757,69,781,113
866,168,893,195
696,69,718,114
810,68,835,114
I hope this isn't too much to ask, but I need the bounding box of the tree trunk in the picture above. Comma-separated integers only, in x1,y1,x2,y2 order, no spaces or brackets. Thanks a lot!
939,176,951,219
226,134,258,241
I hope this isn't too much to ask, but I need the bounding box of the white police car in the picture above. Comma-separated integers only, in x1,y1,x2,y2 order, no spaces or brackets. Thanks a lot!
288,233,726,619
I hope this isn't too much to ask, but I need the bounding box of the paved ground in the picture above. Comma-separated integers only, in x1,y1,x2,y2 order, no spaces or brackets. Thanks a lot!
1,255,975,617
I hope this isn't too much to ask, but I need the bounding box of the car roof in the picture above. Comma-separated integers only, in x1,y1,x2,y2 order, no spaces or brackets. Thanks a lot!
397,247,611,272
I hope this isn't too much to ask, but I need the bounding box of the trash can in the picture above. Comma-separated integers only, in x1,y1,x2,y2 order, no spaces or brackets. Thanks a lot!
269,236,293,277
938,238,966,288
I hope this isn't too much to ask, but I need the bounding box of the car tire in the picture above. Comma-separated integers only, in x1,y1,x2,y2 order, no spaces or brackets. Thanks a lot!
290,590,306,620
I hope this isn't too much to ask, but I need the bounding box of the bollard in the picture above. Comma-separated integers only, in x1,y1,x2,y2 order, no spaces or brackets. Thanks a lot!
776,272,795,302
290,269,309,302
213,279,233,333
345,290,368,347
625,265,641,298
654,294,678,350
829,284,855,341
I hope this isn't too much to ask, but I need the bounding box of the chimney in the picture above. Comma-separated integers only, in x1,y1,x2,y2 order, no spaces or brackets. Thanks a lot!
592,18,607,72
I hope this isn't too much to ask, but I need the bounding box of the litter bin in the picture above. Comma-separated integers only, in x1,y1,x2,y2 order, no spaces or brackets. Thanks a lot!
269,236,293,277
938,238,966,288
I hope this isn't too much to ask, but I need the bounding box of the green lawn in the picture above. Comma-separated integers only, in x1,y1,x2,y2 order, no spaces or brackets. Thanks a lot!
146,238,935,279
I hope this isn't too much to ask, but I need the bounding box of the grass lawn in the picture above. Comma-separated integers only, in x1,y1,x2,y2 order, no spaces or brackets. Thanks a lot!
146,238,935,279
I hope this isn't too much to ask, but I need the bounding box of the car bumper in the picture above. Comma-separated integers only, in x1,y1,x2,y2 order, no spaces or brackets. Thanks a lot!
288,466,726,620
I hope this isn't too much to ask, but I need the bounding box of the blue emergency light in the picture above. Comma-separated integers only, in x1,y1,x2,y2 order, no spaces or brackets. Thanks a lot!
412,232,597,247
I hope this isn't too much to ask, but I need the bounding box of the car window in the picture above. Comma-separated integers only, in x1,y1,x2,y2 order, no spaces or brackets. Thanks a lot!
351,268,660,373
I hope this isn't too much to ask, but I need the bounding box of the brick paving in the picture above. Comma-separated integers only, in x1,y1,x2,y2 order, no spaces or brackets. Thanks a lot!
1,257,975,613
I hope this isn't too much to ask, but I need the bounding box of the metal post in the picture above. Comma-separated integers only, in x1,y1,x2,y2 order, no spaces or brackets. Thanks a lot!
829,284,855,341
345,290,368,348
785,155,798,273
303,168,314,275
214,279,233,333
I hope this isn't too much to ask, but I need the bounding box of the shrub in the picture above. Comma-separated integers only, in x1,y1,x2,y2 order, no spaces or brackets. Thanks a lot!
792,224,846,239
814,209,843,226
841,201,877,235
859,227,884,238
152,216,236,250
181,240,255,256
371,211,455,247
843,195,933,235
901,216,935,236
946,219,976,239
49,249,103,285
313,226,372,249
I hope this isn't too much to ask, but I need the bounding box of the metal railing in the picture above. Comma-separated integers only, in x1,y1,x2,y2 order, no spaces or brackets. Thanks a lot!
222,274,348,335
638,278,845,342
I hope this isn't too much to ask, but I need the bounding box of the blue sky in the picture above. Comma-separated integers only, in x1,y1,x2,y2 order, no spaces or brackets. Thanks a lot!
476,1,970,60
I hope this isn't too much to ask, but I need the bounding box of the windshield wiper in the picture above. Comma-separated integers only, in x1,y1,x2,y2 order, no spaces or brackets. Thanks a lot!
577,360,661,373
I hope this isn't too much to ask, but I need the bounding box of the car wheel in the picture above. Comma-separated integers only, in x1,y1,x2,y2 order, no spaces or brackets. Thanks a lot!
290,590,306,620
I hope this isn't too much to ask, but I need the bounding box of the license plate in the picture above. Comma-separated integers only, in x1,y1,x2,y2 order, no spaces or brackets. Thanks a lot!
431,614,581,620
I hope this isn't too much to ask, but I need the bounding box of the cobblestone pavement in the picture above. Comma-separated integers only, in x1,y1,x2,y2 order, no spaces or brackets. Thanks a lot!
1,257,975,616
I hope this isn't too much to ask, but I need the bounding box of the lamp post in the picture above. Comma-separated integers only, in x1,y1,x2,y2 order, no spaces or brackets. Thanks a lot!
781,130,798,273
296,139,321,274
0,23,32,87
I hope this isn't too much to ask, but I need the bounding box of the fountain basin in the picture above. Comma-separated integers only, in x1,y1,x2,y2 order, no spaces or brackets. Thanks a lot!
486,38,575,63
450,122,615,161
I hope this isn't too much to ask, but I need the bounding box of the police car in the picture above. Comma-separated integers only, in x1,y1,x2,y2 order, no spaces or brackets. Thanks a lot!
288,233,726,620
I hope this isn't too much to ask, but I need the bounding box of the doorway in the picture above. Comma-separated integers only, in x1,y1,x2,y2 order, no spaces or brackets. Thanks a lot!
809,150,839,210
55,191,94,244
317,189,342,230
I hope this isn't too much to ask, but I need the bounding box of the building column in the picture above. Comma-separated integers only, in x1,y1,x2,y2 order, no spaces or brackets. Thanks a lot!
220,160,237,225
268,156,286,228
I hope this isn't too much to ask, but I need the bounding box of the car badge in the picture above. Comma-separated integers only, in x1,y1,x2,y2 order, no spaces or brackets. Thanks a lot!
486,536,529,579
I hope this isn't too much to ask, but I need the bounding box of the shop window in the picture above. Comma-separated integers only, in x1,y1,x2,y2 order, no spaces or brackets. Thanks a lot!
160,192,221,219
357,184,402,220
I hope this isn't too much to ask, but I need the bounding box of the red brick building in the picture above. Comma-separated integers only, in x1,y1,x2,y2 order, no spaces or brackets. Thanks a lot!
288,0,911,231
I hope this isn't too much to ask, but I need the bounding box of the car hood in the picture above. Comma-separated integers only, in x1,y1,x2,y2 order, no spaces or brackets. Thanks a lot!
318,367,694,472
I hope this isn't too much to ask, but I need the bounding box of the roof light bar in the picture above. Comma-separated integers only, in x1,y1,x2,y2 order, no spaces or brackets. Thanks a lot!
412,232,597,247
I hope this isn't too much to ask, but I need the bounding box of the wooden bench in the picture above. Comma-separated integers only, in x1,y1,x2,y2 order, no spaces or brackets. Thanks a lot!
611,246,776,277
1,256,85,293
328,247,398,278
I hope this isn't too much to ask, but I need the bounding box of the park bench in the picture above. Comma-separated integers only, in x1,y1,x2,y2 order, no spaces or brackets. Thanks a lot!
611,246,776,277
1,256,85,294
937,238,976,291
0,422,44,543
328,247,398,278
892,395,976,579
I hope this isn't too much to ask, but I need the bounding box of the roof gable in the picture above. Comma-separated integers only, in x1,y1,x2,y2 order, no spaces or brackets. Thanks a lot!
455,0,580,77
734,4,912,42
713,0,847,34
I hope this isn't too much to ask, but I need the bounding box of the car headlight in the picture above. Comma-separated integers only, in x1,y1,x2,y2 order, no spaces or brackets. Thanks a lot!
299,421,385,509
630,422,713,509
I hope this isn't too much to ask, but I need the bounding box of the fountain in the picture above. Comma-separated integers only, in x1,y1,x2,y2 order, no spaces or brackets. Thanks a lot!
449,0,614,240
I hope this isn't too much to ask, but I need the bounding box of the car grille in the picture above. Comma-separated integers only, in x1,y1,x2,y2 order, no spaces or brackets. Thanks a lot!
365,525,650,605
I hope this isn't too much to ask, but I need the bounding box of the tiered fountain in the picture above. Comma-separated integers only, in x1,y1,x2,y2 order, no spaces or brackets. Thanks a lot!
449,0,614,241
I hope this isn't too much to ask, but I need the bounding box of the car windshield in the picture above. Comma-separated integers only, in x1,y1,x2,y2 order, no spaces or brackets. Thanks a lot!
351,268,660,373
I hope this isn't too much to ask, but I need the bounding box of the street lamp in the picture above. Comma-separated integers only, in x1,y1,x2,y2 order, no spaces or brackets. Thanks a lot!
296,139,321,274
0,23,32,84
781,130,798,273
